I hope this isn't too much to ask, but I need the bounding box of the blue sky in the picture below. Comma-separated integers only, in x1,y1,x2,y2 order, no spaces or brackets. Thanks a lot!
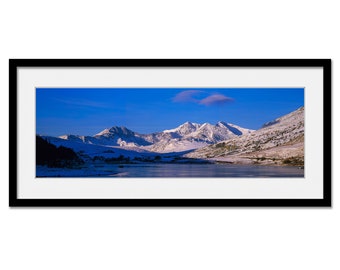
36,88,304,136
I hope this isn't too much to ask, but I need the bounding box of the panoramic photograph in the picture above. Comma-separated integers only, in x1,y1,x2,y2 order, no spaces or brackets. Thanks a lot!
36,88,304,177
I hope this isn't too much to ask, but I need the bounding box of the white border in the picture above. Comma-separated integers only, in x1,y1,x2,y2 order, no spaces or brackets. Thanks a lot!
17,67,323,199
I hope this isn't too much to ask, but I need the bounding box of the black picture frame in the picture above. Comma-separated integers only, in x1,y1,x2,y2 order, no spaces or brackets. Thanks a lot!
9,59,332,207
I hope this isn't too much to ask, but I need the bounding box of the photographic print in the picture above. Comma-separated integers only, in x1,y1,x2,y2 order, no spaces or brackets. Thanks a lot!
36,87,305,178
9,59,331,207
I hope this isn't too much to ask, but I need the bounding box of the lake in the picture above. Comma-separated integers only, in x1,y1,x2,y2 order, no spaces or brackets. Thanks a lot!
107,163,304,178
37,163,304,177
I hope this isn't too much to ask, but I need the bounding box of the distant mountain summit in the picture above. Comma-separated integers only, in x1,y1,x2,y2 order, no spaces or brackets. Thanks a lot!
59,121,254,152
163,121,201,135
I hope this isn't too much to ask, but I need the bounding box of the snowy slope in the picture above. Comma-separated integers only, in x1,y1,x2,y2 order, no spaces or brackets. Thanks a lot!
44,136,156,160
185,107,304,165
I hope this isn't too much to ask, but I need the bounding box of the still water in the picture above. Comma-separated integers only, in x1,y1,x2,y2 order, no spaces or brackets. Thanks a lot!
107,163,304,178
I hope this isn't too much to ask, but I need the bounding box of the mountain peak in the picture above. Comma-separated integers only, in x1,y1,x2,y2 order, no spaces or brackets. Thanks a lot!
94,126,135,137
163,121,200,134
181,121,200,127
95,128,111,136
216,121,228,127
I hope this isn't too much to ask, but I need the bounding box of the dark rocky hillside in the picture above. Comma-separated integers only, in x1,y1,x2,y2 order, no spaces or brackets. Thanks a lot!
36,135,84,168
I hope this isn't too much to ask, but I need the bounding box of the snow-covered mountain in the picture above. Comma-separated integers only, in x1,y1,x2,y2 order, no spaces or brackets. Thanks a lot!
60,126,151,147
143,121,254,152
185,107,304,165
58,121,254,153
94,126,152,147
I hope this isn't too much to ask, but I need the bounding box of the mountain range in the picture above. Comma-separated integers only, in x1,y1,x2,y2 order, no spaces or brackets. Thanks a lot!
41,106,304,166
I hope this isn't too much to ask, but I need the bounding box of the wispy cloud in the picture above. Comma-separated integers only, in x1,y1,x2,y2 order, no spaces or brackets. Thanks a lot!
54,98,108,108
172,90,234,106
199,94,233,106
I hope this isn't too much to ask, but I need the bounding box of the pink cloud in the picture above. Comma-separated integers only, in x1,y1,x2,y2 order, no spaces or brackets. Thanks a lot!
199,94,234,106
172,91,234,106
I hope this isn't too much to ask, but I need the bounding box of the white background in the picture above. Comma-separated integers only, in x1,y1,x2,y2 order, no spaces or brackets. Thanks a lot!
0,1,338,270
18,67,322,199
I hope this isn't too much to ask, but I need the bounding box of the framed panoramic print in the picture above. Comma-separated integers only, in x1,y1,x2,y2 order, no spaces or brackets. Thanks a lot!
9,59,331,207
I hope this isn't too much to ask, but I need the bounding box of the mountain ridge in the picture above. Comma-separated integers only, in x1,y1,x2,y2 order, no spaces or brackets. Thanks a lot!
58,121,254,152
